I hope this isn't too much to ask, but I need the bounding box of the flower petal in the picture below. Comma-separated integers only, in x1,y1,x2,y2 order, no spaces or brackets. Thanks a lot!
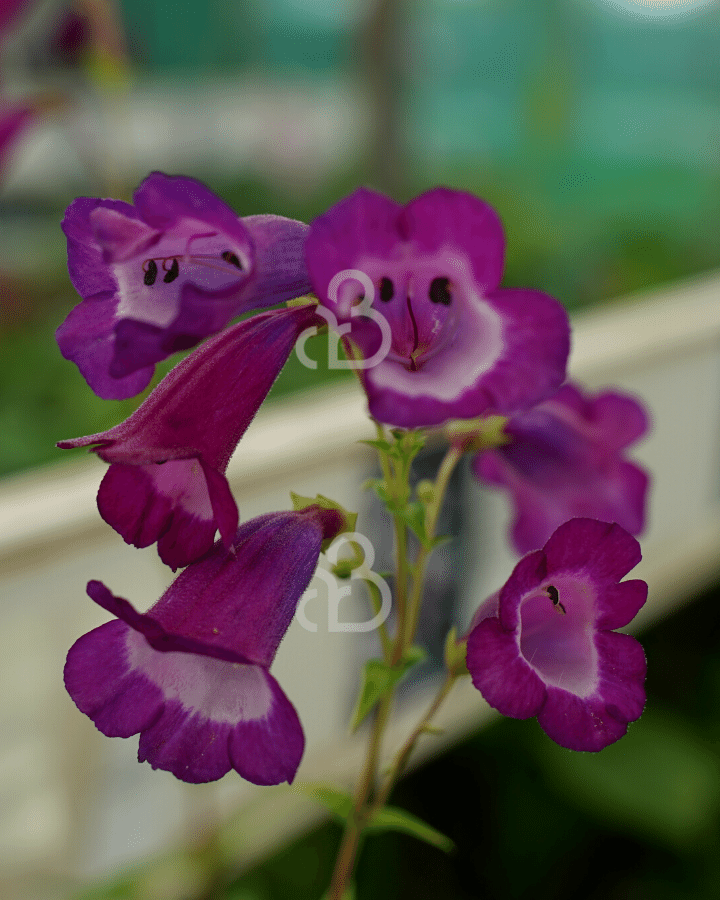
64,620,164,738
543,518,642,585
60,305,321,566
595,579,648,631
537,687,629,752
97,461,228,571
472,382,650,553
594,630,647,725
58,173,312,398
401,187,505,292
306,186,569,428
56,293,155,399
466,617,546,719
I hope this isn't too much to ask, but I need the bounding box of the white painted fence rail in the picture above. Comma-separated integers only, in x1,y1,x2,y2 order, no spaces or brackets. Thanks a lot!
2,271,720,899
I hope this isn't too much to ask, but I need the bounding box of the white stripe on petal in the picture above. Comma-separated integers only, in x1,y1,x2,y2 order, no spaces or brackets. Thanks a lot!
126,629,274,723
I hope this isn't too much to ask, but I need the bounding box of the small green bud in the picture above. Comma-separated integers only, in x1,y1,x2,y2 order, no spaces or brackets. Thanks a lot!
443,626,469,675
416,479,435,504
443,415,510,453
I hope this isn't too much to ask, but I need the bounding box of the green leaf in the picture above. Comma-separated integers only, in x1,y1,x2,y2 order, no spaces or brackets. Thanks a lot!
366,806,455,853
358,438,392,452
351,647,427,729
397,502,431,547
294,783,353,821
363,478,393,508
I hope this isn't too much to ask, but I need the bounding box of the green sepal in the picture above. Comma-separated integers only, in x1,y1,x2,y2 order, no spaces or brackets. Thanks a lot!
351,647,427,730
285,294,318,307
415,479,435,504
366,806,455,853
290,493,358,552
443,626,469,676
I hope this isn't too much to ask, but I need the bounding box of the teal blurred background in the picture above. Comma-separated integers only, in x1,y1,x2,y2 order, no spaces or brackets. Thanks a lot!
4,0,720,476
2,1,720,898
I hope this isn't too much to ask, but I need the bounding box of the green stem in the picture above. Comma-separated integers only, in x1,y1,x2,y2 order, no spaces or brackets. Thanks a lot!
328,692,393,899
364,576,393,661
402,444,463,650
373,671,459,812
328,442,463,898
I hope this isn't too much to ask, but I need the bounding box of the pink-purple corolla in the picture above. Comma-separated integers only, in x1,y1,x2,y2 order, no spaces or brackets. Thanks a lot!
57,172,311,399
58,304,322,569
467,518,647,752
473,382,650,553
305,187,570,428
64,505,345,784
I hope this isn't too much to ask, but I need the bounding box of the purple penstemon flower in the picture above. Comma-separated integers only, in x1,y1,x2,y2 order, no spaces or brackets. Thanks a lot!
467,518,647,752
58,304,323,570
64,505,345,784
57,171,311,399
473,382,650,554
305,187,570,428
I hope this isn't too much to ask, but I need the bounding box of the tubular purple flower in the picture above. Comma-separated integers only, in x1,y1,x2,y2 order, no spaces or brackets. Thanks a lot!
57,172,312,399
467,518,647,752
58,304,322,570
473,382,650,553
305,187,570,428
64,506,346,785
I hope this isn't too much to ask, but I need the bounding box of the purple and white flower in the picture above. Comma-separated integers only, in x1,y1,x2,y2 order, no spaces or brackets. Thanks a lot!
64,505,345,784
467,518,647,752
305,187,570,428
473,382,650,554
57,172,311,399
58,304,322,570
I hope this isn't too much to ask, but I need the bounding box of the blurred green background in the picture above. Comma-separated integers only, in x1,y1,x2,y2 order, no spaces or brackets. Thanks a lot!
3,0,720,476
2,1,720,898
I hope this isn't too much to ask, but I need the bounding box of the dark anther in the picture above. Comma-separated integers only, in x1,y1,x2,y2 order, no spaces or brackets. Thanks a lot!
143,258,158,286
429,276,452,305
546,585,566,615
379,276,394,302
222,250,242,269
163,258,180,283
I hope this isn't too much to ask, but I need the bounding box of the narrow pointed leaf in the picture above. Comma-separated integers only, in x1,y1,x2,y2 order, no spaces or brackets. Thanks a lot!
351,647,427,730
366,806,455,853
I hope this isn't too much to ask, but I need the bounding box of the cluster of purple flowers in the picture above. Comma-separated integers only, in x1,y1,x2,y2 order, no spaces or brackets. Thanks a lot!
60,173,650,783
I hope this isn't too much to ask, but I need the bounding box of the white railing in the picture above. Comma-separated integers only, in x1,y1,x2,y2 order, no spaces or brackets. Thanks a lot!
2,271,720,898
